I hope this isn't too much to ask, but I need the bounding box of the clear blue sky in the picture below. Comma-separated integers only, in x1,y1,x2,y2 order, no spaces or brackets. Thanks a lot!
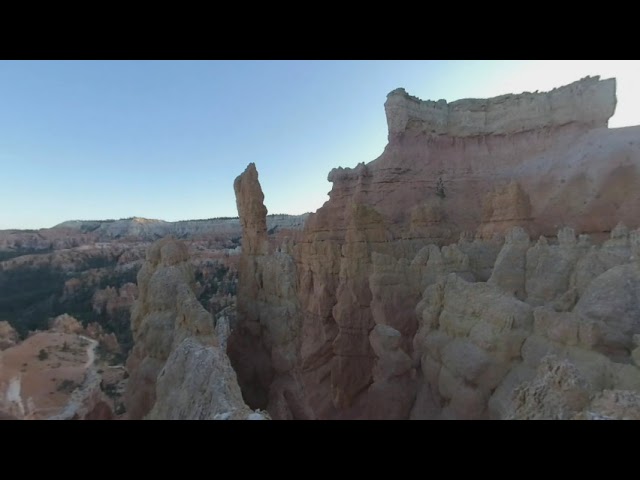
2,60,639,229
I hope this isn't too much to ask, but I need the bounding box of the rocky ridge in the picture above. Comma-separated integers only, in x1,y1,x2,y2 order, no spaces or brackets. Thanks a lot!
123,236,267,420
0,214,307,251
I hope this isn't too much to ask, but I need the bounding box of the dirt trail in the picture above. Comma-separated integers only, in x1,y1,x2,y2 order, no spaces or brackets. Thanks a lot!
79,335,98,369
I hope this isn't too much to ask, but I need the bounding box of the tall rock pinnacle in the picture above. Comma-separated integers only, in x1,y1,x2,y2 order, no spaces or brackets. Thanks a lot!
234,162,268,256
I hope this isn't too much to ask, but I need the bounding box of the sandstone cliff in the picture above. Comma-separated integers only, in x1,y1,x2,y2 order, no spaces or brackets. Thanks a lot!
385,76,615,137
231,76,640,419
327,76,639,240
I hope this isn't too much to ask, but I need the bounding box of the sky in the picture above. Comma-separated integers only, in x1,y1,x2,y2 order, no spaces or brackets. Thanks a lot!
1,60,639,230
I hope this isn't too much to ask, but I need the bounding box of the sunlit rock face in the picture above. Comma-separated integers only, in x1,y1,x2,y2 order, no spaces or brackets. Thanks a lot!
232,76,640,419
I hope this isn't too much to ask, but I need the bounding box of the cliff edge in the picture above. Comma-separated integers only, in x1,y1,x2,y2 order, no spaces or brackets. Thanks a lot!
385,76,616,138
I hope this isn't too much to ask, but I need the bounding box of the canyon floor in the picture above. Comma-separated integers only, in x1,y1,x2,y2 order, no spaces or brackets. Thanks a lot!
0,328,126,419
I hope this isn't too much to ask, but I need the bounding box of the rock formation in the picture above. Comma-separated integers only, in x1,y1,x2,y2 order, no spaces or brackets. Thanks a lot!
50,314,83,335
123,236,263,420
228,164,306,418
506,356,640,420
0,321,18,350
231,76,640,419
477,181,532,239
318,76,639,243
92,283,138,321
384,76,615,137
147,336,266,420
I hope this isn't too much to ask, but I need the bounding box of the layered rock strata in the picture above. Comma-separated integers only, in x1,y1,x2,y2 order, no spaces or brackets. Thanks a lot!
230,76,640,419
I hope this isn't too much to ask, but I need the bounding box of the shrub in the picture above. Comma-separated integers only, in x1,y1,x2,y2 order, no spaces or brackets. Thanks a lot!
56,379,77,393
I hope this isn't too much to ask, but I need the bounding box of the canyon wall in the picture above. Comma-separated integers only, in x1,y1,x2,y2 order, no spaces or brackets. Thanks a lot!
230,76,640,419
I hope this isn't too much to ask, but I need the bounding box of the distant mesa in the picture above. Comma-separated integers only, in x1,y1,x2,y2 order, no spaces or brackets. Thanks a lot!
0,213,310,244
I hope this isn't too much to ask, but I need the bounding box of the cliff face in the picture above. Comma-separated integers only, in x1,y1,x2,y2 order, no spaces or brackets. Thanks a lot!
385,76,616,137
232,76,640,419
327,76,639,240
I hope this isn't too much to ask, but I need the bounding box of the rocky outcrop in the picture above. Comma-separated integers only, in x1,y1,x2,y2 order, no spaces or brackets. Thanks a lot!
84,322,121,353
123,236,259,420
0,321,18,350
50,314,83,335
228,164,306,418
505,356,593,420
413,272,533,419
477,181,532,239
233,163,269,257
487,227,531,299
506,356,640,420
228,164,274,408
576,390,640,420
124,237,215,418
573,261,640,360
416,225,640,420
385,76,615,137
147,337,267,420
